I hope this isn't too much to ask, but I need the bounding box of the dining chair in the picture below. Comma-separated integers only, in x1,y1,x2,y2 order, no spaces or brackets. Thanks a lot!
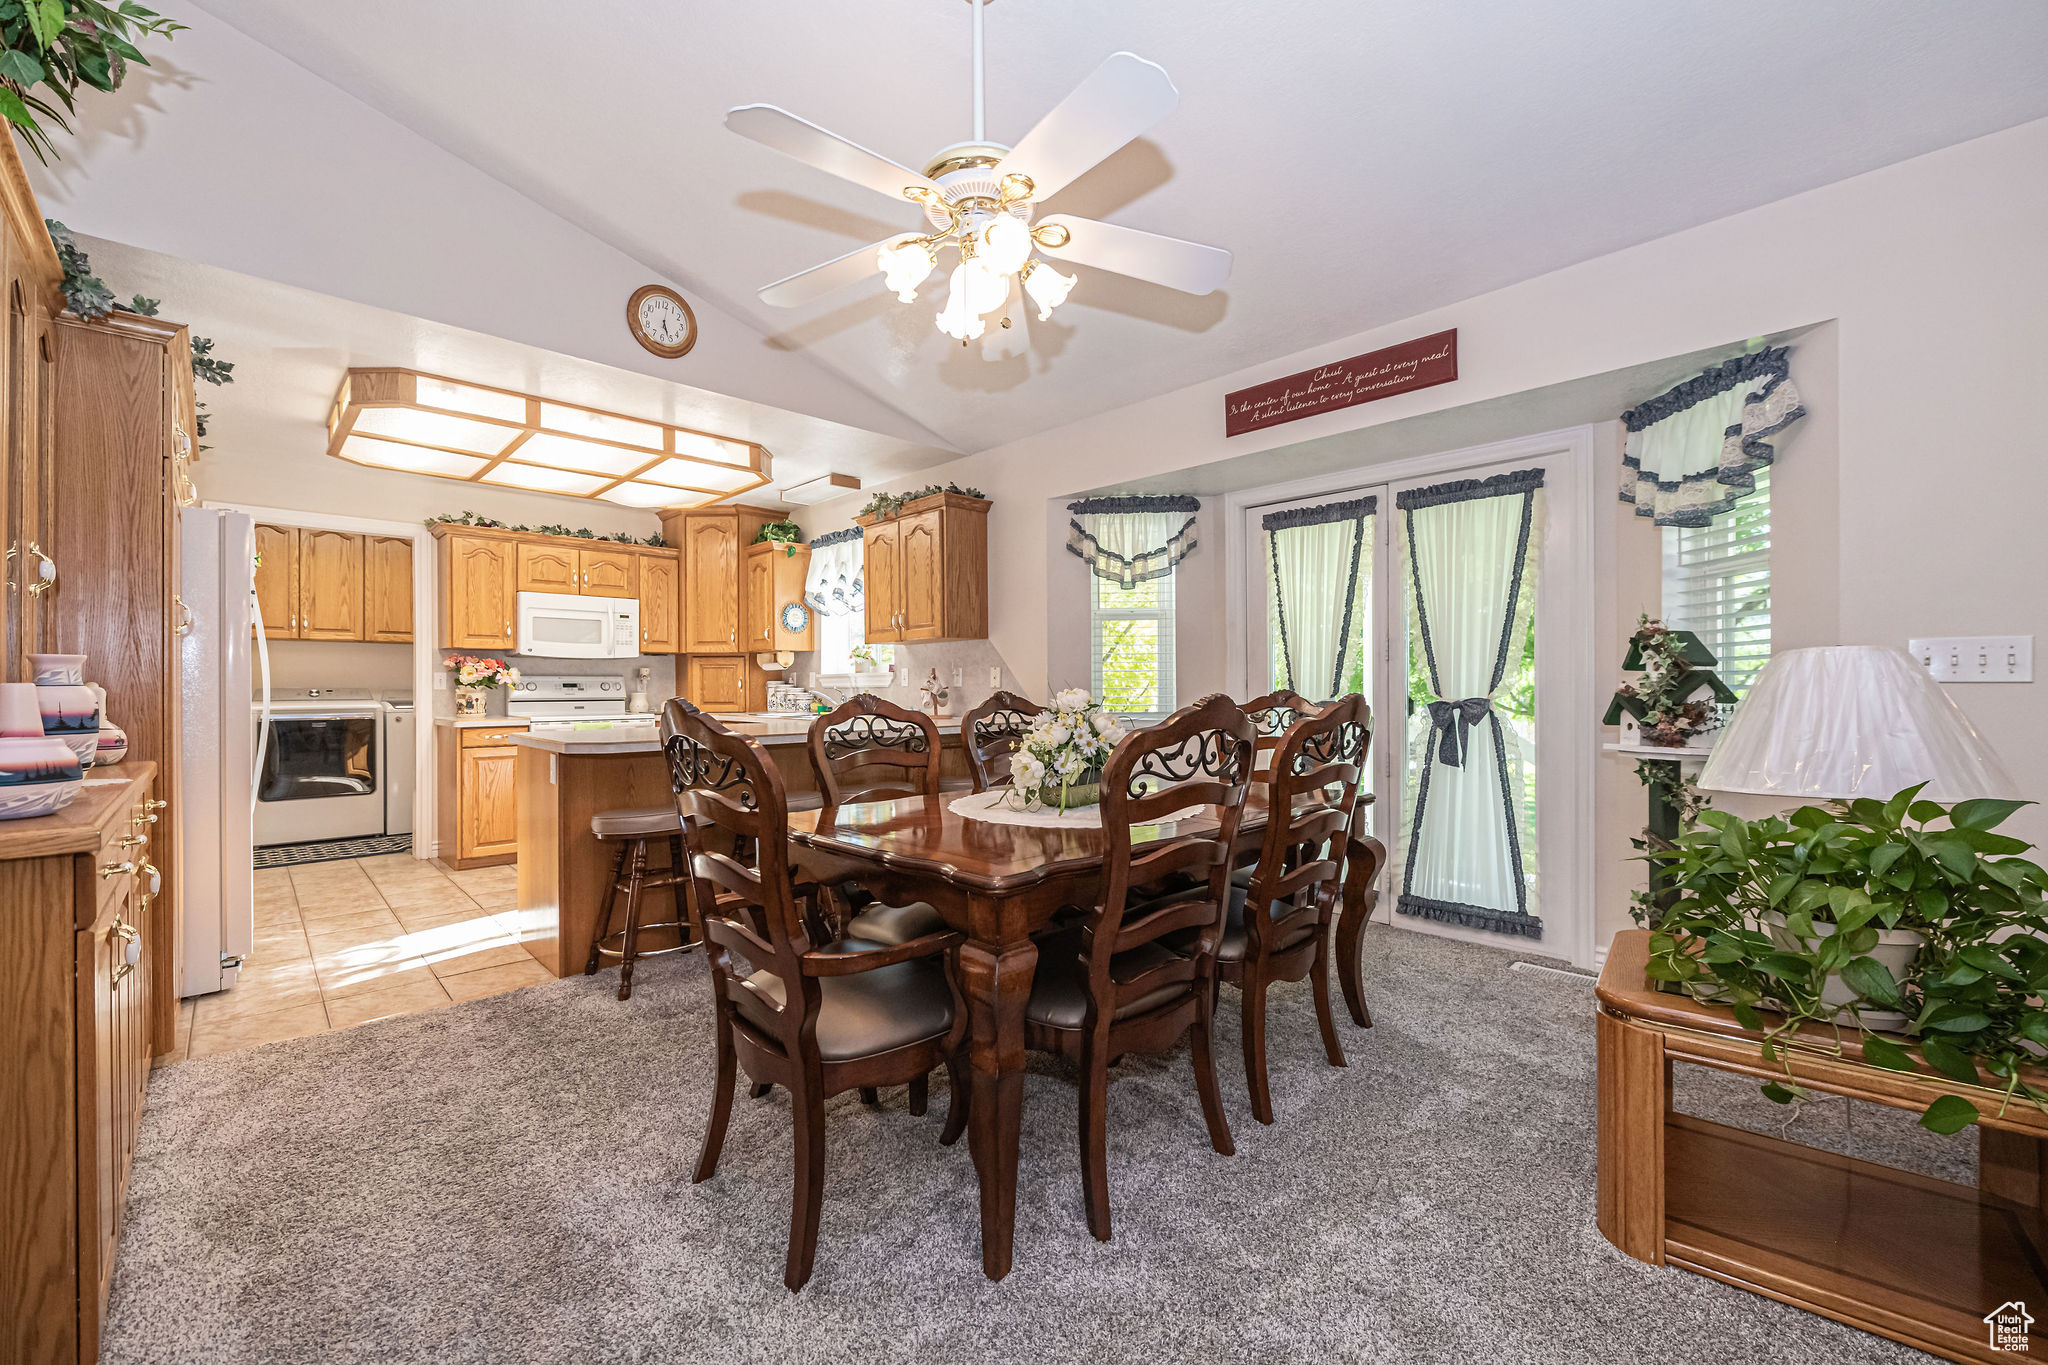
1220,693,1371,1124
806,693,952,950
1023,692,1255,1242
1242,686,1322,767
959,689,1046,792
662,699,969,1292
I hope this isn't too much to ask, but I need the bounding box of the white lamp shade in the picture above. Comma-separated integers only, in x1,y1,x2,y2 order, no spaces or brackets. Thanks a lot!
1697,645,2017,802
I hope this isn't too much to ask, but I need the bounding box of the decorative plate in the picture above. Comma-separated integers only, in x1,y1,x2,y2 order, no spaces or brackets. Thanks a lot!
780,601,810,633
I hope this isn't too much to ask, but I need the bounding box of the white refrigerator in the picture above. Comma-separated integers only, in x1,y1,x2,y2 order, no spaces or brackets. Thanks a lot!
178,507,268,997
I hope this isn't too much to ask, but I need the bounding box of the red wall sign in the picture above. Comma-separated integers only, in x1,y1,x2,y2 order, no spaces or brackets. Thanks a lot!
1224,329,1458,437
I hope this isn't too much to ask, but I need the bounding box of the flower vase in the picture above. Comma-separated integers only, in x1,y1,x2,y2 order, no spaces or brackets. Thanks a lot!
456,686,488,718
1037,767,1104,811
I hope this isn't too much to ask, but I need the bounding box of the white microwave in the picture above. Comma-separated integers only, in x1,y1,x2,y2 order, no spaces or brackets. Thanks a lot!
513,591,641,659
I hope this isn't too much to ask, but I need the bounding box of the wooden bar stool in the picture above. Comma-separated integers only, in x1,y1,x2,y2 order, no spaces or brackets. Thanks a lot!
583,805,697,1000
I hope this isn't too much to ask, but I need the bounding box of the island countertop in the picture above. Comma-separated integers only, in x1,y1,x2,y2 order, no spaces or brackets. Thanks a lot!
505,712,963,753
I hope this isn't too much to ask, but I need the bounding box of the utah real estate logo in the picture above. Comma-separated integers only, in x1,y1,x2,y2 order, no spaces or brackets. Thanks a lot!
1986,1301,2034,1352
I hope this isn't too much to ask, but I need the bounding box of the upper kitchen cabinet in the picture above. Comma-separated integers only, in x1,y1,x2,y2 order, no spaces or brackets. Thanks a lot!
436,527,516,650
637,550,680,654
297,528,365,640
254,523,299,637
860,491,989,643
660,503,778,654
744,540,813,652
579,546,638,597
364,535,414,643
516,540,638,598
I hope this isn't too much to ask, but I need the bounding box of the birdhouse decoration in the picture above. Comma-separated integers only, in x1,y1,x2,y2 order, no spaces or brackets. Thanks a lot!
1603,617,1737,749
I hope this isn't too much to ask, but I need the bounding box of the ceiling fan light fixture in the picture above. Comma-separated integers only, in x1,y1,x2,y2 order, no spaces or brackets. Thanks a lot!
980,215,1033,275
878,236,937,301
936,263,988,340
1022,259,1075,320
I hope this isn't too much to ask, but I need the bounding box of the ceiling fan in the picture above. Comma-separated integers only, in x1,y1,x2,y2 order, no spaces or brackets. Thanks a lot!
726,0,1231,359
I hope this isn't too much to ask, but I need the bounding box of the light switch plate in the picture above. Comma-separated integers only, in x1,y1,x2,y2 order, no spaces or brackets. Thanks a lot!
431,670,448,690
1909,635,2033,683
989,667,1002,690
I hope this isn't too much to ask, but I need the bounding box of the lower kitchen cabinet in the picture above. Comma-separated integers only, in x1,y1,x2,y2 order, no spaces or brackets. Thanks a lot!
0,767,161,1365
435,723,527,868
687,655,751,712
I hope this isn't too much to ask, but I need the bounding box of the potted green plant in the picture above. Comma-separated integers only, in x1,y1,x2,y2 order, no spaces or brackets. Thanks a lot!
1645,784,2048,1133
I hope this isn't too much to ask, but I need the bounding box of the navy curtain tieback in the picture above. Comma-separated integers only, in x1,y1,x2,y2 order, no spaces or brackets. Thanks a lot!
1425,698,1491,768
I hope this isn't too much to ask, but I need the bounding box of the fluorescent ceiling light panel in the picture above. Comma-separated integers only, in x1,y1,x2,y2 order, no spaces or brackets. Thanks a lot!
512,431,648,476
350,405,521,456
416,377,527,423
339,435,488,478
538,402,663,450
671,431,755,465
781,472,862,505
482,464,610,495
638,458,763,492
598,481,690,508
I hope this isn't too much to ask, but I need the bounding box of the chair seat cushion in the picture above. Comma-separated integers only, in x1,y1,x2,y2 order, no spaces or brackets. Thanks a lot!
1025,929,1189,1030
1216,885,1317,962
735,956,954,1062
844,899,947,947
591,805,683,837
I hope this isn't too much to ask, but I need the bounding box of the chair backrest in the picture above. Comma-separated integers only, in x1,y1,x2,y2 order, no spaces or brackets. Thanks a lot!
1243,694,1371,957
807,692,943,805
662,699,817,1045
960,690,1046,792
1242,688,1322,768
1085,694,1255,1014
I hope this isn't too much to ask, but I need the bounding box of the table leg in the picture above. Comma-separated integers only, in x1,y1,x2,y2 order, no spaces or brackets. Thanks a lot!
960,934,1037,1281
1980,1127,2048,1212
1337,832,1386,1028
1596,1008,1667,1264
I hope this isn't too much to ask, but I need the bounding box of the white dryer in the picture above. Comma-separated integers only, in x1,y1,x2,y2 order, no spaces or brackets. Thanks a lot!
254,687,385,847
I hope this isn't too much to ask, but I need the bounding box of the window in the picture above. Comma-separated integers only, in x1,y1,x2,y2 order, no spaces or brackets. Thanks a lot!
1662,468,1771,695
1092,569,1175,720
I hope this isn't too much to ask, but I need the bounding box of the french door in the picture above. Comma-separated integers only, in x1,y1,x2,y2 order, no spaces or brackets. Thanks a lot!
1238,430,1596,965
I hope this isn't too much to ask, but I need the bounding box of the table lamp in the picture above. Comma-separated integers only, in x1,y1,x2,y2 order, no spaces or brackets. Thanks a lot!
1697,644,2017,801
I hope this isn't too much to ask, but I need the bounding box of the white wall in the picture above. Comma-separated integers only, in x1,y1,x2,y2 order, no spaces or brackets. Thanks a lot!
813,116,2048,945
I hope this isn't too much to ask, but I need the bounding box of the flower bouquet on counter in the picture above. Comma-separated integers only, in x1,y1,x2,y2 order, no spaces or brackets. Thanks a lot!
1005,689,1128,812
446,655,518,717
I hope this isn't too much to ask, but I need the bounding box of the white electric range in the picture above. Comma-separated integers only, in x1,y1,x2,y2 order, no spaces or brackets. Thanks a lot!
505,674,659,737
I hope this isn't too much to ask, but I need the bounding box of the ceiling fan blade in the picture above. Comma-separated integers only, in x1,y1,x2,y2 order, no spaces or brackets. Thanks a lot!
1032,214,1232,295
726,104,943,204
994,53,1178,202
758,236,906,308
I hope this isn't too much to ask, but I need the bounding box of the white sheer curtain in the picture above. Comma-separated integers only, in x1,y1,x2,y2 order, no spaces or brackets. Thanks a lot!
1263,497,1372,701
1395,469,1544,939
803,530,863,617
1066,496,1199,589
1621,346,1804,527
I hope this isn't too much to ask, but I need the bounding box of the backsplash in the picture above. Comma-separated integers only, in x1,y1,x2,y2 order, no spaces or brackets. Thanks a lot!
434,650,677,719
791,638,1022,717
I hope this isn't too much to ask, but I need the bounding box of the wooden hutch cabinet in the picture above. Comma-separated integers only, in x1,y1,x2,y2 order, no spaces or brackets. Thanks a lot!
860,491,989,643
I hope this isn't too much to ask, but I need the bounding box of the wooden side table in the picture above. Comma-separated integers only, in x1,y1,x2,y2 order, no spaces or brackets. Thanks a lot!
1598,930,2048,1364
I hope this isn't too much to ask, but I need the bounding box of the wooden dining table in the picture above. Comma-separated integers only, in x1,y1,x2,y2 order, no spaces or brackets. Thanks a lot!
785,788,1382,1280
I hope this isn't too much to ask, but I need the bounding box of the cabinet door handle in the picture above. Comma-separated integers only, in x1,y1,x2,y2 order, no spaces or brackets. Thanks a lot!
117,833,148,848
133,811,159,825
99,859,134,880
24,541,55,596
174,594,195,636
143,799,167,812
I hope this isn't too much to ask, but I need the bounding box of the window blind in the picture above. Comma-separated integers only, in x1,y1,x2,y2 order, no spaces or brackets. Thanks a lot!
1092,568,1175,720
1662,468,1771,694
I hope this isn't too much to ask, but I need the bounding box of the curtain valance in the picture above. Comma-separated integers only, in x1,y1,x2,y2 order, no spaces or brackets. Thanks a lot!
1620,346,1805,528
804,529,863,617
1066,494,1199,589
1261,494,1377,532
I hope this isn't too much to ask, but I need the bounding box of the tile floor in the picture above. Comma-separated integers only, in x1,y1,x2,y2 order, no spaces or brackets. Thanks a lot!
161,855,553,1065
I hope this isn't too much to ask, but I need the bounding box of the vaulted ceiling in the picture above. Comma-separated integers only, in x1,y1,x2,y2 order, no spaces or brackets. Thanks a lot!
175,0,2048,454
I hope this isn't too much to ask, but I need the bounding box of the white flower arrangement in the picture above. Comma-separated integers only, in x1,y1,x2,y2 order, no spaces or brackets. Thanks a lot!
1006,690,1129,811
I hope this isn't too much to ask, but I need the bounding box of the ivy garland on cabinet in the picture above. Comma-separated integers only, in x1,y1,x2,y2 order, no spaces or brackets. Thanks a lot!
424,510,667,548
856,481,986,521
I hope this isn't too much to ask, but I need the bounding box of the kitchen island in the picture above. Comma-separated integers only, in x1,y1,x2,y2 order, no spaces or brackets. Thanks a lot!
509,715,971,976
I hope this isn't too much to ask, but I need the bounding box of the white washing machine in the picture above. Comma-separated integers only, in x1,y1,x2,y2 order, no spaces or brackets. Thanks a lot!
254,687,385,847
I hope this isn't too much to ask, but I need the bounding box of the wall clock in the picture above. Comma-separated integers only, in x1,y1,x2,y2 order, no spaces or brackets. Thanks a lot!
626,284,698,359
780,601,810,634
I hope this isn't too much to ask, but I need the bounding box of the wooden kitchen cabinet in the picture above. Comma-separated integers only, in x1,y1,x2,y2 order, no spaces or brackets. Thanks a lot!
436,723,527,868
637,550,680,654
860,491,989,643
688,654,749,712
579,546,638,597
437,530,517,650
515,539,579,595
659,503,779,654
254,522,299,637
363,535,414,642
297,529,365,640
744,541,814,652
1,768,160,1365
